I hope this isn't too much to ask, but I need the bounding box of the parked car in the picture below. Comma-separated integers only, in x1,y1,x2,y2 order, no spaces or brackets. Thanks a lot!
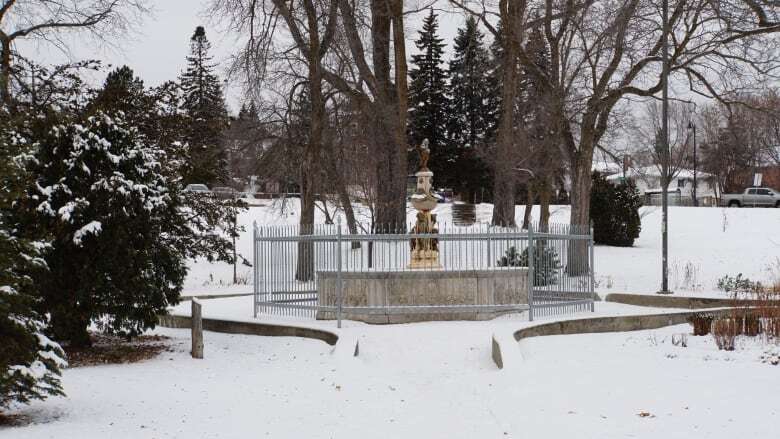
211,186,238,200
183,184,210,194
721,187,780,207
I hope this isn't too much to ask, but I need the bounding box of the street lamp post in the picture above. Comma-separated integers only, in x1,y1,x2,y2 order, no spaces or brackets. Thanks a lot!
658,0,673,295
688,121,698,207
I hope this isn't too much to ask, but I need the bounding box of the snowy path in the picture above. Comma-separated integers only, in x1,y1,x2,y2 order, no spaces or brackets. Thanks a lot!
6,318,779,439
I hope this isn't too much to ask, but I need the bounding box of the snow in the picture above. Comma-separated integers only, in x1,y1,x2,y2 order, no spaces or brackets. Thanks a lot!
5,202,779,437
6,316,779,438
183,202,780,298
72,221,102,246
606,165,715,180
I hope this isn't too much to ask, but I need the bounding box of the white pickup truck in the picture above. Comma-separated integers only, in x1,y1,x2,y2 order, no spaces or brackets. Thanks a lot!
721,187,780,207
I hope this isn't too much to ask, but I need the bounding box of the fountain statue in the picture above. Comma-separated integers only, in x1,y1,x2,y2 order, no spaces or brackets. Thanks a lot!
409,139,441,269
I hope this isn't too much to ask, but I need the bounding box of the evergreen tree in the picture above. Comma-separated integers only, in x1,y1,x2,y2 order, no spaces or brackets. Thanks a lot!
15,111,186,346
519,26,555,153
147,80,192,181
408,10,452,186
8,60,244,351
590,171,642,246
1,108,65,411
224,103,264,190
179,26,229,186
447,16,497,202
90,66,148,124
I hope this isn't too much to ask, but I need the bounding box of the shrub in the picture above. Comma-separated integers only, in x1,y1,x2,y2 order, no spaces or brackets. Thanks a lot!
687,313,714,336
744,314,761,337
497,245,561,286
712,318,738,351
589,171,641,247
14,111,243,347
716,273,763,296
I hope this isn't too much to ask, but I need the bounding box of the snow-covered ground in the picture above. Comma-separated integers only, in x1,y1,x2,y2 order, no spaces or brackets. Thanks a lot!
6,320,779,439
187,201,780,297
5,202,779,438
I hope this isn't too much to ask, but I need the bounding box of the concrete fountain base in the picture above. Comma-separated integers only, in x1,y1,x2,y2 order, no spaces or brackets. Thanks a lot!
316,268,529,324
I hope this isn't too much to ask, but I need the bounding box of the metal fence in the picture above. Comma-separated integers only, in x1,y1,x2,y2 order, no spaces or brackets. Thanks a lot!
643,192,719,207
252,221,595,326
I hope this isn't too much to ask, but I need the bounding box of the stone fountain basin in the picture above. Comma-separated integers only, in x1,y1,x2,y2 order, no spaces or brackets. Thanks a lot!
316,268,529,324
411,194,438,211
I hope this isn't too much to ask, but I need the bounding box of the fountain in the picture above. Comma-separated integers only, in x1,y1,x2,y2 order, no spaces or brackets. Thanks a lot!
315,139,529,323
409,139,442,269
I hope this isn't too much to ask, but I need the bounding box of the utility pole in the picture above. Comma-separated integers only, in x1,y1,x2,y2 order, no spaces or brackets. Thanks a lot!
688,121,698,207
658,0,672,295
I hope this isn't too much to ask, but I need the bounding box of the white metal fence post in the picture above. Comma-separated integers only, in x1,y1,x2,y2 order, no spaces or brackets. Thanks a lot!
336,219,343,329
528,224,535,322
589,222,596,313
253,221,258,319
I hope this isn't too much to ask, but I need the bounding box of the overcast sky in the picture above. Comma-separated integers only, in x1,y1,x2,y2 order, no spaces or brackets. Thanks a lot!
18,0,471,114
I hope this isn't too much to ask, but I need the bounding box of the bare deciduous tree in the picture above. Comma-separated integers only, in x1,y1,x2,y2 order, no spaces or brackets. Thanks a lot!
0,0,149,105
453,0,780,271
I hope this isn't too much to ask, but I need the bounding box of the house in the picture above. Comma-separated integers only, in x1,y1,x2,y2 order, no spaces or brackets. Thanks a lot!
607,165,720,206
731,157,780,193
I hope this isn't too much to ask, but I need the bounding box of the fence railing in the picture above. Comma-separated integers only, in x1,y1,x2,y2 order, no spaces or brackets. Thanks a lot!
252,221,595,326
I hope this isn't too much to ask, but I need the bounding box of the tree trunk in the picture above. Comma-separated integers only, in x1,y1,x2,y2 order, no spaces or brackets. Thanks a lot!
296,21,326,282
539,177,551,233
370,0,407,230
372,112,406,230
324,142,360,248
0,38,11,106
296,167,316,281
567,151,592,274
522,185,534,229
491,7,519,227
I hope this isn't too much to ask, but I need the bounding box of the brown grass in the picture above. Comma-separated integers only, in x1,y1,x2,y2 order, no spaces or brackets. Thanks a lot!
64,333,172,368
0,412,29,427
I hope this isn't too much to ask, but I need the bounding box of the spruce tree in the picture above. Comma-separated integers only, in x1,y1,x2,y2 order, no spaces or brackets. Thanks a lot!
1,108,65,411
408,10,452,186
447,17,497,202
179,26,229,186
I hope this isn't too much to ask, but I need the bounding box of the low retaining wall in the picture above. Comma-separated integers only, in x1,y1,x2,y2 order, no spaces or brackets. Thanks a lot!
491,309,733,370
180,293,253,301
605,293,765,309
158,314,339,346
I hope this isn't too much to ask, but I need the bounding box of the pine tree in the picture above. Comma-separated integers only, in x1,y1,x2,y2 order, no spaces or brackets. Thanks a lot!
447,16,497,202
408,10,452,186
90,66,148,123
1,108,65,411
179,26,229,186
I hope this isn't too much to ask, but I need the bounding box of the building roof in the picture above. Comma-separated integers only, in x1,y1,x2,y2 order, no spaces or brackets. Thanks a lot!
606,165,714,181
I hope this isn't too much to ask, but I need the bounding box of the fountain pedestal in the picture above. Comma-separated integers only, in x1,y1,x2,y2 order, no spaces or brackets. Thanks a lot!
409,170,441,269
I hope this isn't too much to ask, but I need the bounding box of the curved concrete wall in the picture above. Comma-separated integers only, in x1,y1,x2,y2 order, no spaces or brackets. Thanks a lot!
158,314,339,346
491,309,733,369
604,293,765,309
